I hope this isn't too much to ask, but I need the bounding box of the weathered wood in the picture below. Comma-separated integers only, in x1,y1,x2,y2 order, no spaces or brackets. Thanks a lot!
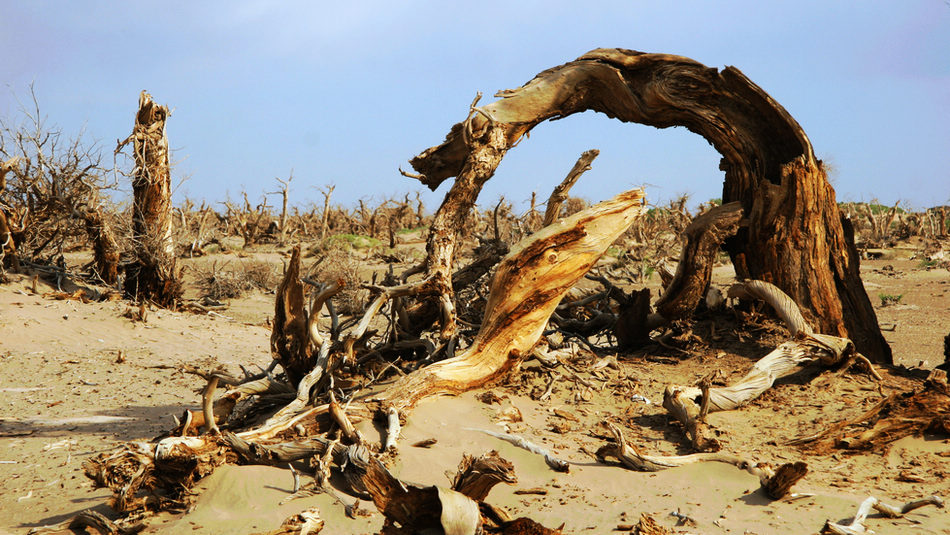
791,370,950,452
254,507,324,535
374,189,645,411
471,429,570,473
81,206,120,284
83,435,233,512
654,202,743,321
0,158,21,271
598,422,807,499
119,91,181,306
451,451,516,502
271,245,310,385
408,48,890,363
822,495,944,535
543,149,599,226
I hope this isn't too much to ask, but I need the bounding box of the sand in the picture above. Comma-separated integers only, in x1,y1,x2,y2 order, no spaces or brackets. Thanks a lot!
1,251,948,534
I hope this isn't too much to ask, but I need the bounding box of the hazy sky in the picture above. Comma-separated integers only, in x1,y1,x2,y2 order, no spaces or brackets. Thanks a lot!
2,1,948,213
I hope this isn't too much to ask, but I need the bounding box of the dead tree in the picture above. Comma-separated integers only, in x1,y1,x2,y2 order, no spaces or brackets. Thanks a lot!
118,91,181,306
319,184,335,240
543,149,599,226
406,49,890,363
374,188,646,411
0,157,20,271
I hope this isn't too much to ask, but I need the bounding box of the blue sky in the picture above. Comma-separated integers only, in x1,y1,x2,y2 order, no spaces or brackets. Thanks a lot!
2,1,948,213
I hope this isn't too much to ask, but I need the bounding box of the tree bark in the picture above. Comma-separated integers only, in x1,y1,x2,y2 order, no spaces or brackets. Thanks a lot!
654,202,743,321
407,48,890,364
121,91,181,306
82,207,120,285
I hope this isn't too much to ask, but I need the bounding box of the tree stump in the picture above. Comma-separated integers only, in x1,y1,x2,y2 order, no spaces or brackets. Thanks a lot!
120,90,181,306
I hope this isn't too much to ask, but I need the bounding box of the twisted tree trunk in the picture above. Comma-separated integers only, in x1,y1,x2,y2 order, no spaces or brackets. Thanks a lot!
120,91,181,306
408,48,890,363
375,188,645,411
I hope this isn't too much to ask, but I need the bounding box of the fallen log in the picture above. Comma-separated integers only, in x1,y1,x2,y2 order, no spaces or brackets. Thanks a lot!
373,188,645,411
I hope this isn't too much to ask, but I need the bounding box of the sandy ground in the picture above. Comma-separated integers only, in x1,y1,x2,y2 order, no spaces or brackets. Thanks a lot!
1,249,948,534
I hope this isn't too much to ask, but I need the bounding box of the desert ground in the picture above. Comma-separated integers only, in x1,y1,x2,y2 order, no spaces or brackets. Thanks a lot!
1,235,948,535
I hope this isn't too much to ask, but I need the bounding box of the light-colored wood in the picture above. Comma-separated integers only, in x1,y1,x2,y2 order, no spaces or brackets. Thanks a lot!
374,189,645,411
543,149,599,226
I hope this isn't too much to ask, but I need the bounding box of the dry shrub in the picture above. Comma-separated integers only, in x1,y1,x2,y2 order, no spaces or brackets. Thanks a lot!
307,247,366,315
197,260,276,300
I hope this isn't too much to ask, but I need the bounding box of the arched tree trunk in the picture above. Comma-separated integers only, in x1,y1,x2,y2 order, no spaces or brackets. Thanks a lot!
408,48,891,364
119,91,181,306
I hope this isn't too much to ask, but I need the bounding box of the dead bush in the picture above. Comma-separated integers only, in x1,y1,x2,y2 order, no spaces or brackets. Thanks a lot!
307,247,366,315
196,260,276,300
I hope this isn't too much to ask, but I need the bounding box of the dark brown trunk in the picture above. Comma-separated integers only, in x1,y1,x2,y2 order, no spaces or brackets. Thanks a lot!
407,49,891,363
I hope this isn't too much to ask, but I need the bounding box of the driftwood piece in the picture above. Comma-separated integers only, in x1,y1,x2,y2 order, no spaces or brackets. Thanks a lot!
470,429,570,473
382,405,401,452
119,90,181,306
328,391,363,444
542,149,599,226
27,510,146,535
631,513,670,535
598,422,807,499
727,279,813,336
666,333,852,419
822,495,944,535
83,435,233,512
222,433,344,466
374,189,645,411
407,48,890,364
659,280,855,452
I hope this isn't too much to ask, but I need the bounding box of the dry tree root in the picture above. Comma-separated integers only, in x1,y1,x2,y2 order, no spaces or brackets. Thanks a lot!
791,369,950,452
821,495,944,535
660,280,856,452
597,422,807,500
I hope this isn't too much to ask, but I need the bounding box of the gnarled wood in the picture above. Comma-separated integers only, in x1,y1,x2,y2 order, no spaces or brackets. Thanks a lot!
408,48,889,363
451,451,516,502
374,188,645,411
654,201,743,321
598,422,807,499
119,90,181,306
